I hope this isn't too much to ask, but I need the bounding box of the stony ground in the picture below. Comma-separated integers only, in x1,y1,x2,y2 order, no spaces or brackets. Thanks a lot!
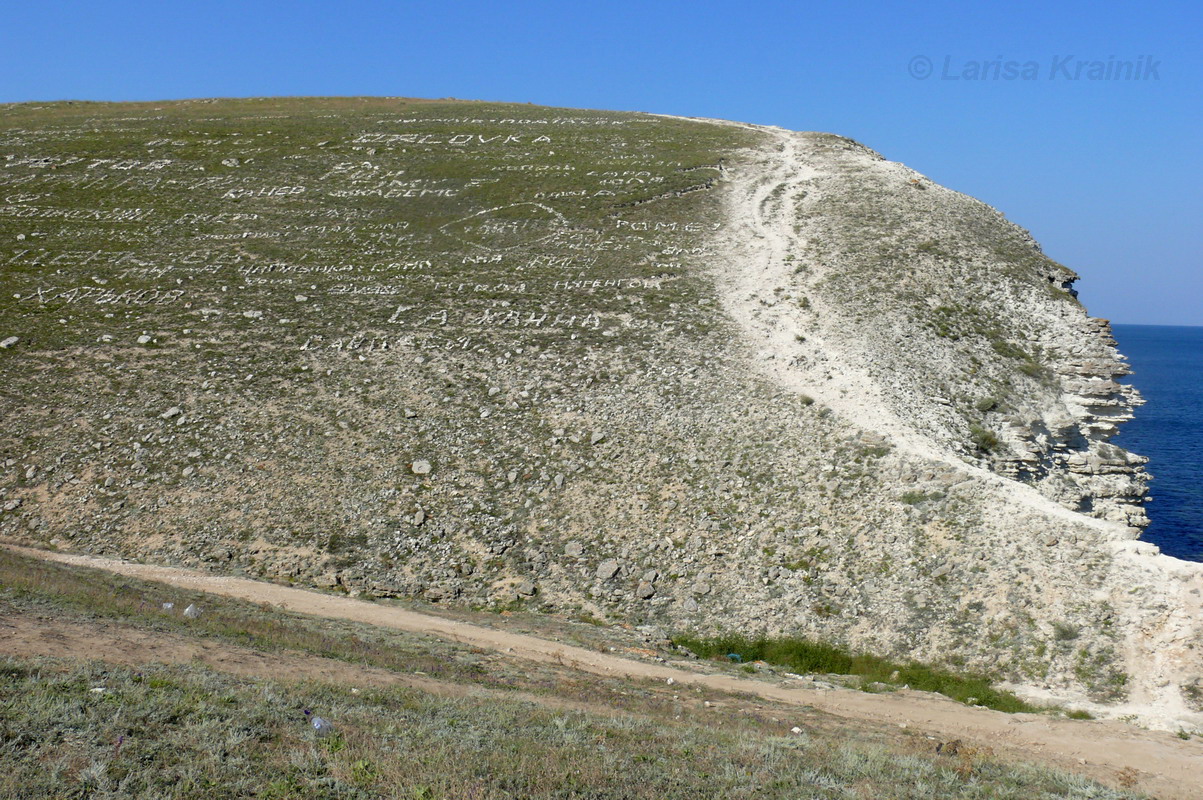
1,97,1200,728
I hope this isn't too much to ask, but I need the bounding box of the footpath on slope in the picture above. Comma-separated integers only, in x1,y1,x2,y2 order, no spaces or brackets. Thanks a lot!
712,123,944,460
4,544,1202,800
709,121,1131,536
693,117,1203,735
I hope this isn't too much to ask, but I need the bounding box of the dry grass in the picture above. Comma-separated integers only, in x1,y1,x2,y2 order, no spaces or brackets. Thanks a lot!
0,548,1147,799
0,657,1143,800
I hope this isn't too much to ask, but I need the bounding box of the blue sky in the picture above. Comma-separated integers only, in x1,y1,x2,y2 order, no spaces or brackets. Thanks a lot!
2,0,1199,325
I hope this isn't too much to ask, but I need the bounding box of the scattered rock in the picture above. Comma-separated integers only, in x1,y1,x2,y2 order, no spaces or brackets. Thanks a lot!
160,406,182,420
636,581,656,599
565,541,584,558
516,581,537,596
411,460,432,475
596,559,620,580
0,336,18,349
589,431,606,446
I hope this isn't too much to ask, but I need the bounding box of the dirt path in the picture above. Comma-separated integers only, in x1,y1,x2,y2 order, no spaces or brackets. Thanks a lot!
711,124,1142,529
0,612,604,715
5,544,1202,798
713,125,942,459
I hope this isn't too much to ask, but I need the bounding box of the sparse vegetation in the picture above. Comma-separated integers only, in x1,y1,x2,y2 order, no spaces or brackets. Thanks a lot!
0,546,1142,799
901,490,944,505
0,656,1138,800
0,547,504,685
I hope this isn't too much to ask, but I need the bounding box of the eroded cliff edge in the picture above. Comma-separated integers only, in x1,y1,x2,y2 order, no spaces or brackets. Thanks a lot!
714,123,1201,726
0,99,1198,727
720,126,1150,528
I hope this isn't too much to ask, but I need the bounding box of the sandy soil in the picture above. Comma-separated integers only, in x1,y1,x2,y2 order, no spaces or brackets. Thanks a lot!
5,543,1202,799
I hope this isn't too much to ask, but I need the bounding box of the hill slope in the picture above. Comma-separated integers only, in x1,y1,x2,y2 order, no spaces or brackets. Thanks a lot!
1,97,1199,727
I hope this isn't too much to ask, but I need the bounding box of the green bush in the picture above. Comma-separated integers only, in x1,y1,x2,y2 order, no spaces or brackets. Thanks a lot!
969,424,1000,453
974,396,999,413
900,490,943,505
1052,622,1080,642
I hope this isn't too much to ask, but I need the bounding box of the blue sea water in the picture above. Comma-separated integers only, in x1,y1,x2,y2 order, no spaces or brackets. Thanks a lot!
1112,324,1203,561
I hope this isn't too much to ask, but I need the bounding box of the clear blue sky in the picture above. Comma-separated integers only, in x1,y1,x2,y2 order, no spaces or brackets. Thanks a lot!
2,0,1199,325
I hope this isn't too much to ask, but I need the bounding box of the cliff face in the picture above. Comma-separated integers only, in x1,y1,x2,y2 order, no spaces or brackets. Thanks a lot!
715,124,1199,725
0,99,1198,727
747,131,1149,529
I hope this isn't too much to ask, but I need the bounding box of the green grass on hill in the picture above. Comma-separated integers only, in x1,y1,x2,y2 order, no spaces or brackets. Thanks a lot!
673,633,1043,714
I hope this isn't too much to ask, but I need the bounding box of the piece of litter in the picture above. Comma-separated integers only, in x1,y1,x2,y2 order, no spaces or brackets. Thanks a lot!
183,604,201,619
304,709,334,735
161,602,174,610
791,726,804,734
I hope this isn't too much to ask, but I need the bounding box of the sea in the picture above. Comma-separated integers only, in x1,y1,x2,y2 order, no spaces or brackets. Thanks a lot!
1112,324,1203,561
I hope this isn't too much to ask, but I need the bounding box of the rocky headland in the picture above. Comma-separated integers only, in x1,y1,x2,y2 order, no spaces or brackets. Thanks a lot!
1,97,1198,730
